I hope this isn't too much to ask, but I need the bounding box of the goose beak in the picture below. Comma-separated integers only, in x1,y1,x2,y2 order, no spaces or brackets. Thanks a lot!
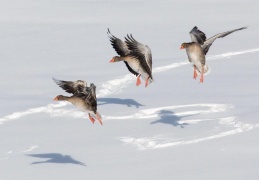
109,58,115,63
53,97,58,101
180,45,184,50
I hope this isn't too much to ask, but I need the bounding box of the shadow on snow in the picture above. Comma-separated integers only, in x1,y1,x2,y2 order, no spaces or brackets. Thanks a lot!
98,98,144,108
27,153,86,166
150,110,190,128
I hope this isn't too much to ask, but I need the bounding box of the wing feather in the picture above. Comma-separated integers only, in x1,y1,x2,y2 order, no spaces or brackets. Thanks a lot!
53,78,87,95
107,28,130,56
202,26,247,55
189,26,207,45
125,34,152,76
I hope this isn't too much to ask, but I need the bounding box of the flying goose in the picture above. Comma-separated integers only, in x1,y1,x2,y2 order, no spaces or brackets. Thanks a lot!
53,78,102,125
180,26,247,83
108,29,153,87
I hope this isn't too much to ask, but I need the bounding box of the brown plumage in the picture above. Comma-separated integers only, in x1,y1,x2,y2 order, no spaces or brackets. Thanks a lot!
180,42,206,82
181,26,247,83
53,78,102,125
108,29,153,87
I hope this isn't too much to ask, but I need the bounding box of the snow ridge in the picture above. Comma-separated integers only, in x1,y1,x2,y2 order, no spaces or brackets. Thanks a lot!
119,116,259,150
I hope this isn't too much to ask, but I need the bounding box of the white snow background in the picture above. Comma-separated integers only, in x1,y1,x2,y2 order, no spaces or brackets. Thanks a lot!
0,0,259,179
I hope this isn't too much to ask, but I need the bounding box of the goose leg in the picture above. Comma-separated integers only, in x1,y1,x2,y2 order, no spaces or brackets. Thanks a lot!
96,112,103,125
145,77,149,87
88,113,95,124
193,65,198,80
136,74,141,86
200,66,204,83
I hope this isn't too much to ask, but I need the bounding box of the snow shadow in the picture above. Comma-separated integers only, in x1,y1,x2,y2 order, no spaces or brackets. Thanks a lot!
27,153,86,166
97,98,144,108
150,110,189,128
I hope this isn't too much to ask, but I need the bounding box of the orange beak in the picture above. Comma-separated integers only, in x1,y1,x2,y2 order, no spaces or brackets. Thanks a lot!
109,58,115,63
53,97,58,101
180,45,184,50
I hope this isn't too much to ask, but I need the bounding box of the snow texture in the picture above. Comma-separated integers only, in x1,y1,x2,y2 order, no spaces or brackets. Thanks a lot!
1,0,259,180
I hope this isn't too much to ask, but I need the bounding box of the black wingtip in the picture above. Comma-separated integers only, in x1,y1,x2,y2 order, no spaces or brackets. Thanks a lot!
125,33,136,42
107,28,113,37
130,34,135,41
52,77,57,82
52,77,61,85
190,26,199,33
107,28,115,39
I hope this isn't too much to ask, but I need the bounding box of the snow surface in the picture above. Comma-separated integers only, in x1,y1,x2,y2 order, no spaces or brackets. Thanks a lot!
1,0,259,179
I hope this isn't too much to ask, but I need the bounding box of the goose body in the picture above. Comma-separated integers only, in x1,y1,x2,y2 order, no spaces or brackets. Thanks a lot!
53,78,102,125
108,29,153,87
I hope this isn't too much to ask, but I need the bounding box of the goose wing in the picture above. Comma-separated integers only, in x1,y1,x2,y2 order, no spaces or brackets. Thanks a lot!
125,34,152,75
87,83,97,101
202,26,247,55
53,78,87,95
189,26,207,45
107,28,130,56
108,29,139,76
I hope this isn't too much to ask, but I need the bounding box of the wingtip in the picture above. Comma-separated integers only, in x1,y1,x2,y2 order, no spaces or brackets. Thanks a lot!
52,77,57,82
52,77,61,84
107,28,115,39
191,26,198,31
125,33,135,42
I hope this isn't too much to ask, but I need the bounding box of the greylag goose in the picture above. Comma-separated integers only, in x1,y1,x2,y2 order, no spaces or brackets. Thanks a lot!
180,26,247,83
108,29,153,87
53,78,102,125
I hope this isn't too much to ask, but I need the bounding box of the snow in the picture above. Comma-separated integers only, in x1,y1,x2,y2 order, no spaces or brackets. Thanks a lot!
1,0,259,179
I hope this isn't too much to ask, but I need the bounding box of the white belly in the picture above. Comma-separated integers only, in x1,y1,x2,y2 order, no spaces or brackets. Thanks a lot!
127,59,141,73
188,54,204,72
126,58,152,83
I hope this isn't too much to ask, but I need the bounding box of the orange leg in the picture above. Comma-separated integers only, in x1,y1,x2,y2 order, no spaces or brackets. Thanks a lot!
200,66,204,83
136,75,141,86
145,77,149,87
88,113,95,124
193,65,198,80
96,113,103,125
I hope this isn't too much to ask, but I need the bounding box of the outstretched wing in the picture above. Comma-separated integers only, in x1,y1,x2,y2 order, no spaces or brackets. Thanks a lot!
189,26,207,45
125,34,152,75
107,28,130,56
53,78,87,95
202,26,247,55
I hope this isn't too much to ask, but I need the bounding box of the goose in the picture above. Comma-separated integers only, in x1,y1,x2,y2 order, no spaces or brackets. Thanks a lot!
53,78,102,125
180,26,247,83
108,29,153,87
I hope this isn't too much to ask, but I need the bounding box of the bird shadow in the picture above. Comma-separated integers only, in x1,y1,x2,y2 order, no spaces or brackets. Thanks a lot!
27,153,86,166
97,98,144,108
150,110,190,128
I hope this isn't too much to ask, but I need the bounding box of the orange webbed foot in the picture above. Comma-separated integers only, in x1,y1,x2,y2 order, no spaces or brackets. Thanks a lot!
193,65,198,80
145,77,149,87
96,113,103,125
136,75,141,86
199,67,204,83
88,114,95,124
